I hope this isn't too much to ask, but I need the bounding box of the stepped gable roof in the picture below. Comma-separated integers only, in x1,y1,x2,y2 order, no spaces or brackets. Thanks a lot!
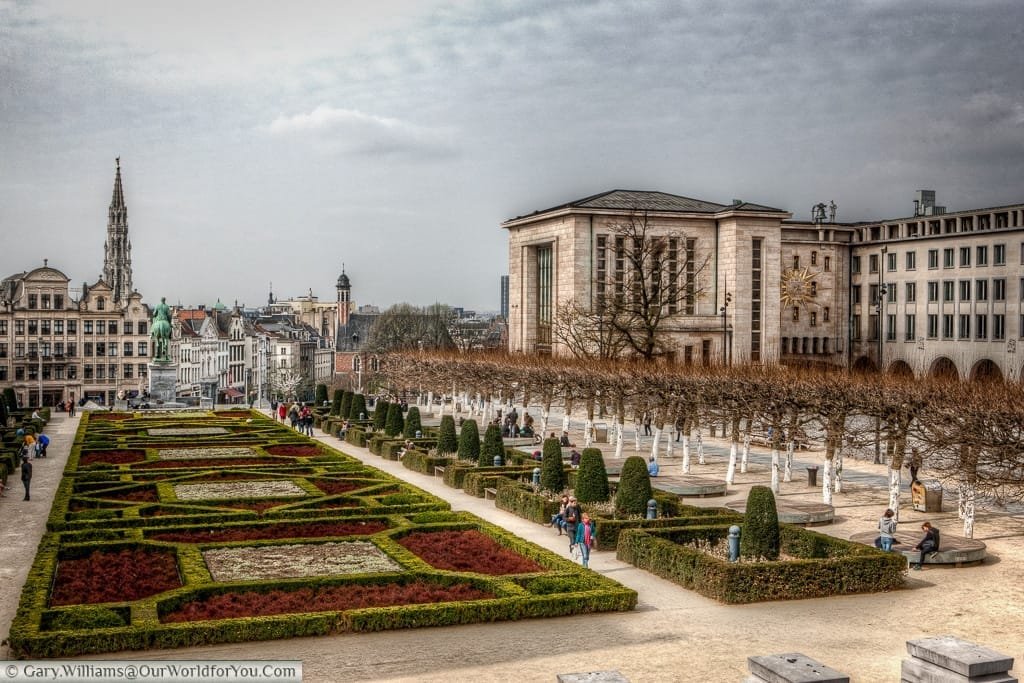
506,190,786,222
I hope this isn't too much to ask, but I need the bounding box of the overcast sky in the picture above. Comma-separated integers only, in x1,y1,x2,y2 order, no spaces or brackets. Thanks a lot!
2,0,1022,312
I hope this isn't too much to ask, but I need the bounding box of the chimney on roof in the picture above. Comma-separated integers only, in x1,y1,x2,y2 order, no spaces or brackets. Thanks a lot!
732,199,742,206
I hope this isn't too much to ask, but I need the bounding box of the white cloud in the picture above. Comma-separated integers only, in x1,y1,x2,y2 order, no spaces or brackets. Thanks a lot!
264,105,458,158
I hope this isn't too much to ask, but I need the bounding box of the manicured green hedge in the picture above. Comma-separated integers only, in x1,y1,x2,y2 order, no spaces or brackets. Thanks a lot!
494,481,562,525
461,468,532,498
617,523,905,604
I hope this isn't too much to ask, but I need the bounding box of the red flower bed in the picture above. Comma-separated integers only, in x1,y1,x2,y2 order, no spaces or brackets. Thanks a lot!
80,450,146,466
161,580,493,623
314,480,361,495
89,413,133,421
134,458,282,470
399,530,545,575
51,548,181,606
95,487,158,502
264,444,323,457
149,519,388,543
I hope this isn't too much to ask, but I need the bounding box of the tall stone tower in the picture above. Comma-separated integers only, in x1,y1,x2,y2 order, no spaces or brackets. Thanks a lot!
102,157,133,305
336,265,351,332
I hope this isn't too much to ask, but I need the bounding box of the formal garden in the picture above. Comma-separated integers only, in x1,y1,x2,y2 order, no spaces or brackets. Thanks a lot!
6,410,636,658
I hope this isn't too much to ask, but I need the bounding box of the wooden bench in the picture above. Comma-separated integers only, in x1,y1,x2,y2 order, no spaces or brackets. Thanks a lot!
433,465,447,478
484,487,498,500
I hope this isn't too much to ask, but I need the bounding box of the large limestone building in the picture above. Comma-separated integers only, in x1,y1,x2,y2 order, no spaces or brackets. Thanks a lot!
504,189,1024,381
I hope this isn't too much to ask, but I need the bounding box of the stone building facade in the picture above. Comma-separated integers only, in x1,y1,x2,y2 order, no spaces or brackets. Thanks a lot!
505,189,1024,380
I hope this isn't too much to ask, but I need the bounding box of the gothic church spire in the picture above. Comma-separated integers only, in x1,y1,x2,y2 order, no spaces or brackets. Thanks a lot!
102,157,133,305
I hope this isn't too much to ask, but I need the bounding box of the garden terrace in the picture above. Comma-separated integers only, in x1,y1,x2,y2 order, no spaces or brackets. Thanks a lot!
10,410,636,657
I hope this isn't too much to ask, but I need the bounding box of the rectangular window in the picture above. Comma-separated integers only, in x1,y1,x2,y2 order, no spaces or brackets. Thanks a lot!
976,314,988,340
869,314,879,341
84,321,93,335
887,285,896,303
124,364,133,379
960,280,971,301
54,342,63,356
41,294,51,309
0,321,5,334
869,254,879,273
123,321,133,335
960,246,971,266
959,314,971,339
928,249,939,269
685,239,696,315
824,255,831,272
40,320,51,334
852,314,861,340
887,252,897,272
927,314,938,339
54,319,63,334
28,320,37,335
139,363,148,378
15,367,24,381
0,343,6,357
54,294,63,309
96,342,106,356
792,306,799,322
994,314,1005,340
96,365,105,380
905,251,916,270
750,237,762,362
927,281,939,302
823,307,830,322
886,314,896,341
852,285,861,305
84,342,93,357
138,341,148,356
943,248,955,268
810,251,817,266
123,342,133,356
84,364,93,380
851,256,861,274
15,320,24,335
943,281,955,302
994,278,1006,301
994,243,1006,265
793,254,800,269
108,321,117,334
66,342,76,356
977,245,988,266
869,284,879,305
905,282,916,303
810,311,817,326
535,245,553,351
905,314,916,341
137,321,147,336
976,279,988,301
67,320,76,334
28,293,37,309
943,314,954,339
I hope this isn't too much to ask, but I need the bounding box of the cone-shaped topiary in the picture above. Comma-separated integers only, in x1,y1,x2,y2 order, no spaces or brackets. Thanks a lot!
740,485,780,560
480,423,504,467
575,448,610,503
315,384,328,406
403,406,423,438
373,400,390,430
615,456,652,517
330,390,343,416
457,419,481,462
385,402,405,437
437,415,458,455
339,391,353,421
349,393,367,421
539,437,566,493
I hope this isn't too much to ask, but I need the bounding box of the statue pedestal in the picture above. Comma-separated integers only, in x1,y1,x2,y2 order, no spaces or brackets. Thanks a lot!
148,363,178,403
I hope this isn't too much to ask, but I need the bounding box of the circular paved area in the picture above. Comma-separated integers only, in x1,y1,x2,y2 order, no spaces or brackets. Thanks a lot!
725,499,836,525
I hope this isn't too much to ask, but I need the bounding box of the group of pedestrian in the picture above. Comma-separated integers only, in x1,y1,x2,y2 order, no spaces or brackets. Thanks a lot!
548,494,597,568
13,426,50,502
270,400,314,436
874,507,941,570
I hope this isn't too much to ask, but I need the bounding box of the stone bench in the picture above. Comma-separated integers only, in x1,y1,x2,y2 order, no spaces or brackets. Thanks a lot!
484,487,498,500
433,465,446,478
747,653,849,683
902,635,1016,682
849,531,987,567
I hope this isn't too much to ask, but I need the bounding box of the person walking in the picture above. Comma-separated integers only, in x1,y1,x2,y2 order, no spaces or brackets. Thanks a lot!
20,453,33,501
875,508,897,551
573,512,596,568
563,496,582,551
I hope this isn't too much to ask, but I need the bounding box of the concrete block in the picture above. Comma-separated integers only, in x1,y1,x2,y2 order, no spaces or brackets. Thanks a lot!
901,656,1017,683
747,653,849,683
556,672,629,683
907,636,1015,678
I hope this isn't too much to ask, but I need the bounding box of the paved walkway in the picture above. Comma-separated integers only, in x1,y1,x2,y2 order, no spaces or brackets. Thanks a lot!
3,409,1023,683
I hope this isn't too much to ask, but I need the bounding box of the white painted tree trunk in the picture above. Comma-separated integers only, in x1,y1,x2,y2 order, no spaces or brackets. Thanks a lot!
957,482,968,519
650,427,662,460
583,418,593,448
961,482,975,538
822,459,833,505
634,425,641,452
540,409,549,439
888,467,901,518
614,419,625,459
741,435,750,473
783,442,794,482
562,413,570,434
427,392,434,414
770,449,780,493
665,431,674,457
833,446,844,493
725,442,737,485
682,435,691,473
437,395,444,418
696,433,705,465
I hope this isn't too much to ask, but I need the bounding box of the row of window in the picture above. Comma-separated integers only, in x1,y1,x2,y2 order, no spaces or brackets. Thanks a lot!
790,307,830,325
854,243,1011,275
24,293,65,310
0,362,150,382
791,251,832,272
854,278,1012,305
0,341,149,358
852,313,1011,342
781,337,838,354
0,319,148,336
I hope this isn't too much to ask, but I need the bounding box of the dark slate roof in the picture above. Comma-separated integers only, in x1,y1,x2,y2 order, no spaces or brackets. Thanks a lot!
506,190,786,222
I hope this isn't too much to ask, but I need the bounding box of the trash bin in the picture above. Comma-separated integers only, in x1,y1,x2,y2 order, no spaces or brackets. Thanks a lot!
912,479,943,512
592,422,609,443
806,466,819,487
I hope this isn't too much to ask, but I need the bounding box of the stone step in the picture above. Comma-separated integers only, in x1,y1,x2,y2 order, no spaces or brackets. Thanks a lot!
907,636,1015,678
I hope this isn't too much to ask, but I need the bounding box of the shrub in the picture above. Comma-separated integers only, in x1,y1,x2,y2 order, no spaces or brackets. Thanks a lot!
615,456,652,517
349,394,367,421
740,485,780,561
339,392,353,421
385,403,405,437
539,438,565,493
403,407,423,438
373,400,390,430
480,424,504,467
437,416,458,455
330,390,343,416
457,419,481,462
315,384,328,406
575,448,610,503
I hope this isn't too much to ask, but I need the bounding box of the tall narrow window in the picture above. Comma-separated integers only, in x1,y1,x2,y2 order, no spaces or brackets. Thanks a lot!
595,235,607,312
750,238,762,361
536,245,553,352
666,238,678,314
684,239,696,315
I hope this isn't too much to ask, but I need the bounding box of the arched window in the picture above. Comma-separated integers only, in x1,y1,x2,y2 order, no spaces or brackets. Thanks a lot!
97,297,105,310
352,355,361,372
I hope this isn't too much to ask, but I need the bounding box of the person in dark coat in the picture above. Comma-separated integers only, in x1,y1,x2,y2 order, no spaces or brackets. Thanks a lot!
911,522,940,570
563,496,582,551
20,454,33,501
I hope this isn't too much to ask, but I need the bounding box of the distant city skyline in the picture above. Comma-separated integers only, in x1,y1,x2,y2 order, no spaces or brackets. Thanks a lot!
3,1,1022,310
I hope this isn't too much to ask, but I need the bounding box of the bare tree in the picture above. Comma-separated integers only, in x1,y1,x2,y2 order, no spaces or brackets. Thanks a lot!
368,303,455,354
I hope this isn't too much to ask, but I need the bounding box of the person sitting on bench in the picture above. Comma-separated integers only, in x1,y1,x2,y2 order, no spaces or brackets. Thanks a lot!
911,521,940,570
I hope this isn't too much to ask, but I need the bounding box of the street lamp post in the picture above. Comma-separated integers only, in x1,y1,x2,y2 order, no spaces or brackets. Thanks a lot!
877,283,888,372
38,337,44,407
719,290,732,366
352,334,362,393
